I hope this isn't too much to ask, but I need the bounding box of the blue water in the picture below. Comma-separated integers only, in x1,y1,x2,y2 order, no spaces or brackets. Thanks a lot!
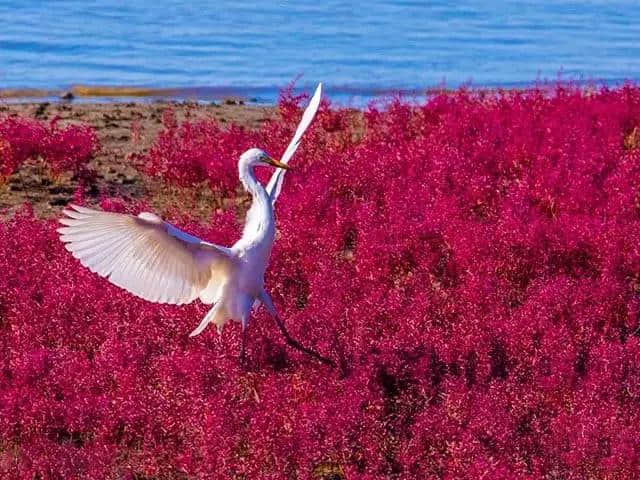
1,1,640,103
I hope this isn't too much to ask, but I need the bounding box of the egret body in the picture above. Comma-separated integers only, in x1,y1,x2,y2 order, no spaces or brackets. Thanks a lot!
58,84,331,365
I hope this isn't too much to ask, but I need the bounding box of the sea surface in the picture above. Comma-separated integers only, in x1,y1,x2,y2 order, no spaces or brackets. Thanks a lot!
1,0,639,103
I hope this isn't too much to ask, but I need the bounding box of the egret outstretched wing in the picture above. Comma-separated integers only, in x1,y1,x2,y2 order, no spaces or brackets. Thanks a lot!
266,82,322,205
58,204,233,305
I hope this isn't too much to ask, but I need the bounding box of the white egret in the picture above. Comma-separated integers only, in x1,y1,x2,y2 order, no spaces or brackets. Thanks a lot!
58,83,332,366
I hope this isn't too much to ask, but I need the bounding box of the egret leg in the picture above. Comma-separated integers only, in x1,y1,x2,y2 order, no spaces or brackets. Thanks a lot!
272,312,335,368
259,289,334,367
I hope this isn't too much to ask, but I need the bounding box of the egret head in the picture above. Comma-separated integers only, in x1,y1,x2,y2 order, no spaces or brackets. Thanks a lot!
240,148,290,170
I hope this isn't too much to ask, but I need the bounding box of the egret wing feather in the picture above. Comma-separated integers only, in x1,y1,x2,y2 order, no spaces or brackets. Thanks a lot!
266,82,322,205
58,204,233,305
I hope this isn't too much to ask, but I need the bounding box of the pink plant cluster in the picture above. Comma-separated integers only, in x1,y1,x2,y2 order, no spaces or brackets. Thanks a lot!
2,85,640,479
144,92,351,193
143,109,247,191
0,116,99,179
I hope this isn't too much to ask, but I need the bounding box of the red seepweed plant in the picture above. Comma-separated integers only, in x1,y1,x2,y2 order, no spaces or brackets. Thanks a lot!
2,84,640,478
0,115,99,181
0,116,47,179
41,117,99,178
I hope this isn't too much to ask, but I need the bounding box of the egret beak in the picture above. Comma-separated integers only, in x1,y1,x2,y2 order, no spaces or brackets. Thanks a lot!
265,157,290,170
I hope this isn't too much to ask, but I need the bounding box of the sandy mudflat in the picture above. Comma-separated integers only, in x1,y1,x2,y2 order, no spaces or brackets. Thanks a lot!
0,101,276,219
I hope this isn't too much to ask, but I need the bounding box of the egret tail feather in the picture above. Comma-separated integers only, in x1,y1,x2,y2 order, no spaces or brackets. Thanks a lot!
190,304,225,337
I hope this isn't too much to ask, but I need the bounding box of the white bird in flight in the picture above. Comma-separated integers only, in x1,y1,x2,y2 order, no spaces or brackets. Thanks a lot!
58,83,332,366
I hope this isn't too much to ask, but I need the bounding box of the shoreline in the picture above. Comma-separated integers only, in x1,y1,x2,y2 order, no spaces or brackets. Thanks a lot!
1,80,635,107
0,85,263,106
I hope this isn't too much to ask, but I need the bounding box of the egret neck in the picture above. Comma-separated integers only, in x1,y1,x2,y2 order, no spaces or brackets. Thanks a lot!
235,152,277,274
